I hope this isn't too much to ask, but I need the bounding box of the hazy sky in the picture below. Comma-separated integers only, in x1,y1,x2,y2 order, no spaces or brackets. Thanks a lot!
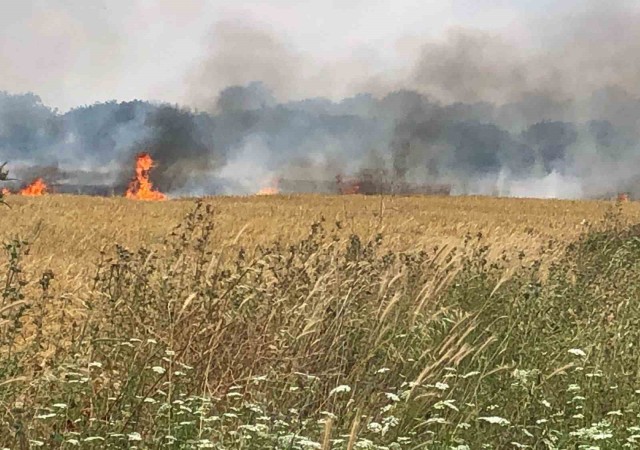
0,0,617,111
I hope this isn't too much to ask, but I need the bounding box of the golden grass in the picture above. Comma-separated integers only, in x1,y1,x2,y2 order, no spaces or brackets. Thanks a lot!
4,192,640,447
0,193,636,294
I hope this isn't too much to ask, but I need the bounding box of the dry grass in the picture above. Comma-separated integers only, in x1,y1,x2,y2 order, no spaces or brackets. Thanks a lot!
2,193,640,448
0,193,634,294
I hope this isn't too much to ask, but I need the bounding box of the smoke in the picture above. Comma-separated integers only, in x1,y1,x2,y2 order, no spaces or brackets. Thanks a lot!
189,21,305,110
2,1,640,199
1,81,639,199
408,1,640,107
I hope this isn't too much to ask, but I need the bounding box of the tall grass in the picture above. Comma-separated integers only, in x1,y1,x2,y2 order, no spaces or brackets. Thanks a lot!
1,200,640,449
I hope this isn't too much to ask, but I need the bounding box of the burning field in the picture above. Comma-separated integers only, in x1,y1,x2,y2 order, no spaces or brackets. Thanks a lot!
125,153,167,201
3,153,459,200
7,0,640,445
2,139,640,448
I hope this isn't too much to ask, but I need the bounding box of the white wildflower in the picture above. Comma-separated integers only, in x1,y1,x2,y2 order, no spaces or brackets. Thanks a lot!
226,392,242,398
570,420,613,441
329,385,351,396
151,366,165,374
381,404,395,413
426,417,447,424
592,433,613,440
434,399,459,411
568,348,587,357
385,392,400,402
478,416,510,426
355,438,375,449
461,371,480,379
128,432,142,441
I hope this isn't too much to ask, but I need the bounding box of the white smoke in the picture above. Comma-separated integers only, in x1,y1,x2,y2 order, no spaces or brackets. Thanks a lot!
215,135,277,195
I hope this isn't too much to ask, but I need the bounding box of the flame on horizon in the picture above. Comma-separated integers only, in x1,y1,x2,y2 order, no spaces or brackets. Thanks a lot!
20,178,47,196
125,153,167,201
256,178,280,196
336,175,360,195
618,193,630,202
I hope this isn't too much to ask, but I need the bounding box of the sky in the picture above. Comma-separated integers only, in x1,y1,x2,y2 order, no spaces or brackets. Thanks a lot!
0,0,623,111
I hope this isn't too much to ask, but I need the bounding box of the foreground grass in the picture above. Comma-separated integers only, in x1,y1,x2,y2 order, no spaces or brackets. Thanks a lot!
1,200,640,448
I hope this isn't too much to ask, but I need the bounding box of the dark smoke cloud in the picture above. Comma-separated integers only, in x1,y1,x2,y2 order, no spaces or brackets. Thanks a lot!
406,2,640,107
2,1,640,199
189,21,305,110
1,81,637,199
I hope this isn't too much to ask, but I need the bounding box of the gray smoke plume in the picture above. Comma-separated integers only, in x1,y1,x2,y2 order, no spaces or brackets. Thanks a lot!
1,82,639,199
2,1,640,199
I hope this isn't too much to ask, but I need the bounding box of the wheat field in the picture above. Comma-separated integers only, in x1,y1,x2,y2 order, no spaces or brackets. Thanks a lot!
3,193,640,449
0,193,633,293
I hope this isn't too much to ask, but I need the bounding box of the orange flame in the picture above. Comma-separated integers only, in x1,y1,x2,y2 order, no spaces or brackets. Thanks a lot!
20,178,48,196
256,178,280,196
618,193,630,202
336,175,360,195
125,153,167,201
1,188,10,196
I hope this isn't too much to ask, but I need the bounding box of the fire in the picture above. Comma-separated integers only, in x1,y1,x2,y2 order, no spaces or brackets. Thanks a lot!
335,175,360,195
125,153,167,201
20,178,48,196
1,188,9,196
256,178,280,196
617,193,630,202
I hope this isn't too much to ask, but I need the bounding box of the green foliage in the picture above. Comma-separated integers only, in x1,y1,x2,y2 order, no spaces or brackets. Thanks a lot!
2,201,640,448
